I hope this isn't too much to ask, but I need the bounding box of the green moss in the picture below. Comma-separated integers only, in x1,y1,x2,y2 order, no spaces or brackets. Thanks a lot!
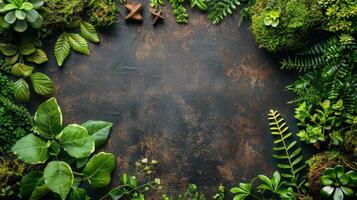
249,0,323,52
86,0,120,27
344,129,357,158
0,74,34,153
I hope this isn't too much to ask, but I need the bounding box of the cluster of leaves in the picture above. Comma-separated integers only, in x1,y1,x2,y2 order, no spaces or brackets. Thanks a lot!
0,37,53,101
163,184,225,200
249,0,323,52
0,157,29,198
207,0,240,24
105,158,161,200
0,73,34,153
320,165,357,200
317,0,357,33
0,0,44,33
169,0,189,24
54,22,99,66
150,0,165,9
12,97,116,199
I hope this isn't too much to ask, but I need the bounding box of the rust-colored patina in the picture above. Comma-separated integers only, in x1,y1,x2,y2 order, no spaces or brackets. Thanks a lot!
30,1,298,198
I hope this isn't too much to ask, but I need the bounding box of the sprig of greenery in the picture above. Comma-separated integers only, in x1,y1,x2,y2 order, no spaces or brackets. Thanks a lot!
169,0,189,24
150,0,164,9
208,0,241,24
268,110,306,193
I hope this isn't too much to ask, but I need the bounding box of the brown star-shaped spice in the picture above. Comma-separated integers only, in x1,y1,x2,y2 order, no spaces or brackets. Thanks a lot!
149,9,165,26
124,2,143,22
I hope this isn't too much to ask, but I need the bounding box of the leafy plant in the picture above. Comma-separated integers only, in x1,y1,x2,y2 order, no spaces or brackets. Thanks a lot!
190,0,208,11
207,0,240,24
0,0,44,33
231,171,296,200
12,97,115,199
163,184,207,200
269,110,306,193
54,22,99,66
320,165,357,200
104,158,161,200
169,0,188,24
150,0,164,9
263,9,280,27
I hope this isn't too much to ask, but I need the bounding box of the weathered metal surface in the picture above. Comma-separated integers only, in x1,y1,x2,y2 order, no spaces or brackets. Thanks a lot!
30,2,298,198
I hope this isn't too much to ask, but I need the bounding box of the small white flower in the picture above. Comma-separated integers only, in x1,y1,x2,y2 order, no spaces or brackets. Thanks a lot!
141,158,148,163
154,178,161,185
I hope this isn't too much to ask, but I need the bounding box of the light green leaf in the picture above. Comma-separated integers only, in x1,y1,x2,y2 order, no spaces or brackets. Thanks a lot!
29,184,50,200
34,97,63,138
30,72,54,95
15,10,26,20
31,0,44,9
82,120,113,148
14,78,30,101
58,124,95,159
20,170,43,198
14,20,28,32
69,188,89,200
3,4,18,11
44,161,74,200
11,63,34,77
21,2,34,10
5,52,19,64
54,33,70,66
11,134,49,164
25,9,40,23
29,14,42,29
4,10,16,24
80,22,99,43
67,33,89,55
0,43,17,56
26,49,48,64
83,152,115,188
19,40,36,55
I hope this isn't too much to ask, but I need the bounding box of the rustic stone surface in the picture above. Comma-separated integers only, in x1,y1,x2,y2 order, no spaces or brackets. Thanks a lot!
31,1,298,198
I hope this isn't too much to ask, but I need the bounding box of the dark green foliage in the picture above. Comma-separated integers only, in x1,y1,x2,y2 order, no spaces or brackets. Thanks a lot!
86,0,120,27
268,110,306,193
0,73,34,153
249,0,323,52
0,59,11,73
208,0,240,24
169,0,189,24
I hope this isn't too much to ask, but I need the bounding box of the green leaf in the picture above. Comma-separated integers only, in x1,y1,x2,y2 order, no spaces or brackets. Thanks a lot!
76,157,89,169
81,120,113,148
67,33,89,55
80,22,99,43
54,33,71,66
83,152,115,188
58,124,95,159
26,49,48,64
29,15,42,29
5,52,19,64
21,2,34,10
15,10,26,20
14,20,28,32
3,4,18,11
11,134,49,164
44,161,74,200
20,170,43,198
48,140,60,156
121,173,128,185
11,63,34,77
4,10,16,24
29,184,50,200
19,40,36,55
34,97,63,138
31,0,44,9
14,78,30,101
0,43,17,56
25,9,40,23
321,186,334,198
321,176,333,186
30,72,54,95
69,188,88,200
333,187,343,200
109,188,123,200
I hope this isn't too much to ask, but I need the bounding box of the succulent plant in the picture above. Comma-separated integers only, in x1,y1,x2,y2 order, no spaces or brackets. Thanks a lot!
320,165,357,200
264,9,280,27
0,0,44,33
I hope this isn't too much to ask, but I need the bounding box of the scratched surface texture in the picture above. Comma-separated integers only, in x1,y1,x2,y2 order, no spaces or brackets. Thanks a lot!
30,1,298,198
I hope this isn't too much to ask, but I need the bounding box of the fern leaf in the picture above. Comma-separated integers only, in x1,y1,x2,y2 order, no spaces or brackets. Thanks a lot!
208,0,240,24
268,110,306,193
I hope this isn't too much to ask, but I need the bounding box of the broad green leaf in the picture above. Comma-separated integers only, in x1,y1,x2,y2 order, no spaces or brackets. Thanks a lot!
26,49,48,64
81,120,113,148
83,152,115,188
11,134,49,164
67,33,89,55
15,10,26,20
109,188,123,200
21,2,34,10
333,187,343,200
20,170,43,198
320,186,334,198
14,20,28,32
29,184,50,200
4,10,16,24
3,4,18,11
69,188,89,200
31,0,44,9
25,9,40,23
44,161,74,200
54,33,70,66
80,22,99,43
341,186,354,197
29,15,43,29
14,78,30,101
34,97,63,138
11,63,34,77
30,72,54,95
0,43,17,56
19,40,36,55
58,124,95,159
5,52,19,64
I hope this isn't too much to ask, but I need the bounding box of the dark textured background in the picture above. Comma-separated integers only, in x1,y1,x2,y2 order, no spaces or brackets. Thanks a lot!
29,1,300,198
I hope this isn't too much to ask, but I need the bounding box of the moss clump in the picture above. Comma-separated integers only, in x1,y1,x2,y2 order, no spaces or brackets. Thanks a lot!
344,129,357,158
0,74,34,153
87,0,120,27
249,0,323,52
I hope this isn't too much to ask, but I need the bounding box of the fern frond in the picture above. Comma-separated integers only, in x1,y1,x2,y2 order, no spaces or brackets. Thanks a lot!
268,110,306,193
208,0,240,24
281,55,325,72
